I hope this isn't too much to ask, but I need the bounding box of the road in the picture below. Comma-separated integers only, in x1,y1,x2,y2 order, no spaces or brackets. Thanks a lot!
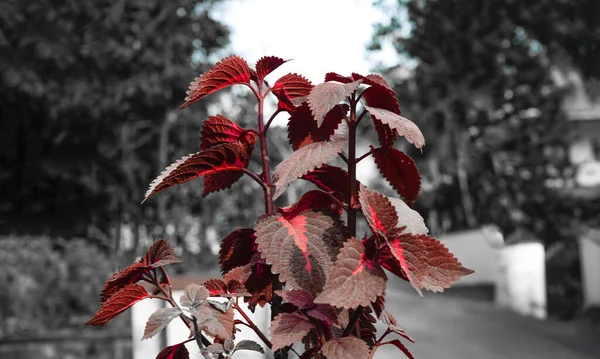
373,280,599,359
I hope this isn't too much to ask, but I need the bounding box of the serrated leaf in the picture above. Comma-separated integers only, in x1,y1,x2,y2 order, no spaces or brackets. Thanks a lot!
321,337,371,359
143,141,251,202
386,230,474,296
86,284,148,326
381,311,414,343
243,257,277,310
234,340,265,354
200,119,256,196
180,283,209,309
224,339,235,352
273,135,346,199
204,279,228,297
301,165,352,199
373,148,421,206
255,56,288,81
275,289,314,309
306,304,339,325
351,73,395,94
388,197,428,236
255,210,345,296
358,186,399,236
324,72,353,83
100,262,148,302
361,84,400,148
143,307,182,340
315,238,387,309
219,228,256,274
288,103,348,150
204,343,225,354
272,73,313,112
363,105,425,149
223,266,251,284
387,339,415,359
182,56,252,108
193,305,235,340
308,80,362,127
270,312,315,351
358,187,427,236
142,239,181,267
156,343,189,359
200,115,246,150
279,190,344,219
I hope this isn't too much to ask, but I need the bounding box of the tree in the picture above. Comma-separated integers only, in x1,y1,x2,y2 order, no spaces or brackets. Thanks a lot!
0,0,229,247
371,0,600,317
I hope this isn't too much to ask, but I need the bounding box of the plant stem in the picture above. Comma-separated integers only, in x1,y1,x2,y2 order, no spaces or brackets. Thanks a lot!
256,92,275,214
342,307,363,337
233,303,272,349
356,147,379,164
347,95,358,238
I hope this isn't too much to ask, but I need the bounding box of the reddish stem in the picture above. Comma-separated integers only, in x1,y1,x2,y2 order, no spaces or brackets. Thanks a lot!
356,147,379,164
347,95,358,238
256,90,275,214
233,303,272,349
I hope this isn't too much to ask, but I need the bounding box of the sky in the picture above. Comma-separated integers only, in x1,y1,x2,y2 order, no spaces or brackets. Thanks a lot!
211,0,402,84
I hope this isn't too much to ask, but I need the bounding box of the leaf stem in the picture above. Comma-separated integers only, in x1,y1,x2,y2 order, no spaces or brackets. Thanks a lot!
347,94,358,238
342,307,363,337
242,168,268,190
338,153,349,164
256,91,275,215
263,108,282,133
233,303,272,349
356,109,368,125
356,147,379,164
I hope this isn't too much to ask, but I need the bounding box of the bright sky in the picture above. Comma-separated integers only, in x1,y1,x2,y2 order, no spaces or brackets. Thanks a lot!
211,0,400,84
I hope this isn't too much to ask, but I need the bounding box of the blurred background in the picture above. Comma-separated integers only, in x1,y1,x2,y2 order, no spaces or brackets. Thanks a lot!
1,0,599,358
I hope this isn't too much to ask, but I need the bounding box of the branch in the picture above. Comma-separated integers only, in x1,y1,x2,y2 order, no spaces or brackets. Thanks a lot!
233,303,272,349
263,109,282,133
356,147,379,164
242,168,268,190
338,153,349,164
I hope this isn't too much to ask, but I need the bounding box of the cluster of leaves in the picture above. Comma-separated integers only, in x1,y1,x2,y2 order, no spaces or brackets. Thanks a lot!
88,55,473,358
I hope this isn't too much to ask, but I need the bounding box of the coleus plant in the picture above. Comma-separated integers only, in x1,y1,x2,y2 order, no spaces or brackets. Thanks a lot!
87,55,474,359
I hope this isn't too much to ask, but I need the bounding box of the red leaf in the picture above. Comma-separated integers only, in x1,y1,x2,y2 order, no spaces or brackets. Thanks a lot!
362,86,400,148
372,147,421,206
321,337,371,359
288,104,348,150
254,210,346,296
100,262,148,302
386,229,474,296
270,312,315,351
387,339,415,359
193,305,235,340
243,258,276,310
358,186,399,236
358,186,428,236
301,165,352,199
279,190,344,218
276,289,314,309
86,284,148,326
199,117,256,196
219,228,256,274
255,56,288,81
182,56,252,108
307,80,362,126
155,343,190,359
273,135,346,199
143,141,251,201
143,307,182,340
204,279,228,297
351,73,395,94
272,73,313,112
324,72,353,83
306,304,339,325
363,105,425,149
142,239,181,267
200,115,247,150
315,238,387,309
